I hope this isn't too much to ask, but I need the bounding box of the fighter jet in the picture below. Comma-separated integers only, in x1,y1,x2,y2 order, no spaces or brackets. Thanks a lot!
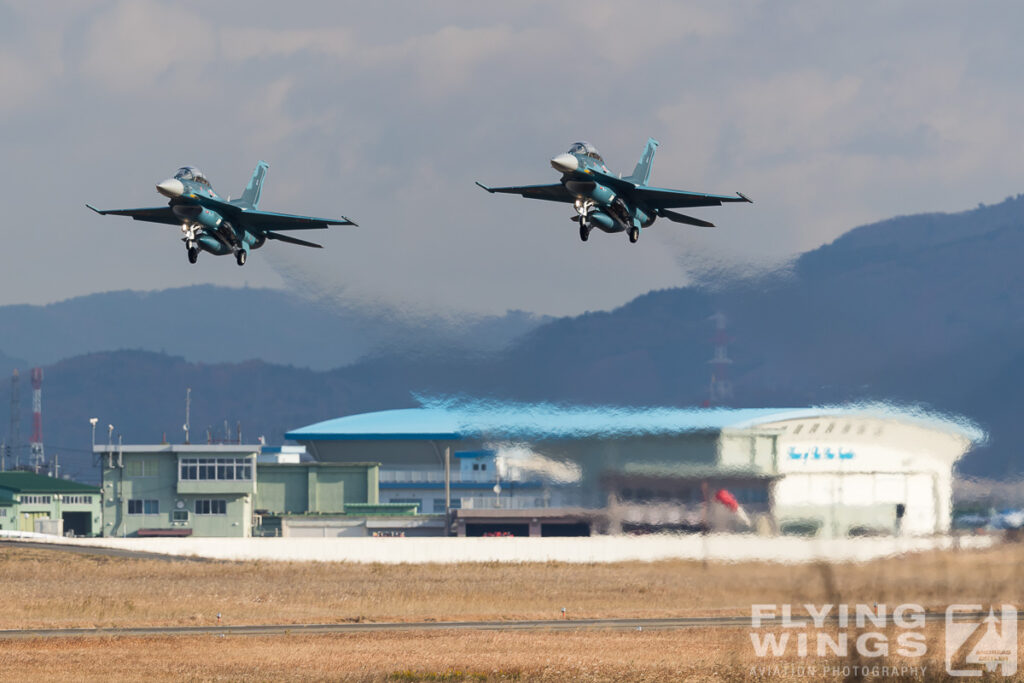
477,139,750,243
87,162,356,265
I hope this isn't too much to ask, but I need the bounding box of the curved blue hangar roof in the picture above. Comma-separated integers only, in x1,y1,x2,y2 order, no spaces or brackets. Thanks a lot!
286,399,985,444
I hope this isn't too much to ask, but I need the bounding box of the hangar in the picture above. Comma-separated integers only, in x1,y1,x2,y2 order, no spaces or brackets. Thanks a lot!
288,402,983,537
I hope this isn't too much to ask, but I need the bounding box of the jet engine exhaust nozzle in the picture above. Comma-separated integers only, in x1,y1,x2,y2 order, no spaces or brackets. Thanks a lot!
550,153,579,173
156,178,185,198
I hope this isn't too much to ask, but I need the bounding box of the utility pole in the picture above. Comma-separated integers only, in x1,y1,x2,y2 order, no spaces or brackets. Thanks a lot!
183,387,191,445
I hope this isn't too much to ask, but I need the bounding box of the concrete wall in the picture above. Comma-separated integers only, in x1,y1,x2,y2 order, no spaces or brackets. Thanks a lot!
13,532,996,564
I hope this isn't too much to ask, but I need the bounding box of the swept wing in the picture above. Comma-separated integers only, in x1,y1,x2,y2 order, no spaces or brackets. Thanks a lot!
475,182,573,203
632,186,752,210
187,194,357,230
85,204,178,225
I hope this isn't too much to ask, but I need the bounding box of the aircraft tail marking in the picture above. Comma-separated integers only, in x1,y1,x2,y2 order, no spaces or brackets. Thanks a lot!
624,138,659,186
238,161,269,209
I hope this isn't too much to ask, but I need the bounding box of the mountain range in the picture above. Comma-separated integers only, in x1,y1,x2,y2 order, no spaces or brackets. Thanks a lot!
4,194,1024,483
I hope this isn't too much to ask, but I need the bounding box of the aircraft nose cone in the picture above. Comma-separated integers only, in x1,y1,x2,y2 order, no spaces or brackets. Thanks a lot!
156,178,184,198
550,153,579,173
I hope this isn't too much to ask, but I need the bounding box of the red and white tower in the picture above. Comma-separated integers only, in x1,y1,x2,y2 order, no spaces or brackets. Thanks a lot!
29,367,44,471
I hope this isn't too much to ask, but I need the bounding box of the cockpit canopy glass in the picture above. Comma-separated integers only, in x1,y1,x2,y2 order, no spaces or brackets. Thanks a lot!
174,166,210,186
567,141,603,163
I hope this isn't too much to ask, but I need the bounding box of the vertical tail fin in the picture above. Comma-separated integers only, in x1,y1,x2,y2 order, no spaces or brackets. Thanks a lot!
624,138,658,186
236,161,269,209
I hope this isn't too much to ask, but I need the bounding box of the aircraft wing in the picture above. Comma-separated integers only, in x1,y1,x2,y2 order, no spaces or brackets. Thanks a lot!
475,182,574,203
85,204,179,225
633,187,752,209
184,194,356,230
233,208,357,231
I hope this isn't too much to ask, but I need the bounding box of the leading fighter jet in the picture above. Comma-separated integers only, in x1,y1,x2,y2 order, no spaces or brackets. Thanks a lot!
477,139,750,243
87,162,356,265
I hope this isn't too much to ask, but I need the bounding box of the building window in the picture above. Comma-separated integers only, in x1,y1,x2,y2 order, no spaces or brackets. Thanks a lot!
126,459,158,478
20,495,52,505
0,509,6,517
179,457,252,481
128,499,159,515
472,464,479,471
172,510,189,522
194,499,227,515
390,498,421,511
63,495,93,505
433,498,462,512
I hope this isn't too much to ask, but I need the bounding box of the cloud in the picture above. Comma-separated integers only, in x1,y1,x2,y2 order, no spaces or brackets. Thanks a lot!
79,1,216,92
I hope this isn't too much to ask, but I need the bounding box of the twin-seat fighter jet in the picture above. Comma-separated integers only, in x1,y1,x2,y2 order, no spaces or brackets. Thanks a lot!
477,139,750,243
87,162,356,265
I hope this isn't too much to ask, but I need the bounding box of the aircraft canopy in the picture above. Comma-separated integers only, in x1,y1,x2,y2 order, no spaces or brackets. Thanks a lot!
174,166,210,186
568,141,603,163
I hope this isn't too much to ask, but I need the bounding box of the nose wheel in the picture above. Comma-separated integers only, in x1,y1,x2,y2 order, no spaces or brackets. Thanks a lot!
628,227,640,243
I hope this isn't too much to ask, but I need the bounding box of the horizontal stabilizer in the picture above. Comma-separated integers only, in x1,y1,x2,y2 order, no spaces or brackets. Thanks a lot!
265,231,323,248
659,209,716,228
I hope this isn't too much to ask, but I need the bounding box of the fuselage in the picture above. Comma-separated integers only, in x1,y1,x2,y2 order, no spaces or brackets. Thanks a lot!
549,144,655,234
157,167,262,257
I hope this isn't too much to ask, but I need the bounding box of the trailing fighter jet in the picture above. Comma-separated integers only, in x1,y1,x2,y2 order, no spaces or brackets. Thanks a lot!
87,162,356,265
476,139,750,243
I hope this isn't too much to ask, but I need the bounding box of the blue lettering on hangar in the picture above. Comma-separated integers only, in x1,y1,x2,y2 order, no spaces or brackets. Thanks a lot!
788,446,854,460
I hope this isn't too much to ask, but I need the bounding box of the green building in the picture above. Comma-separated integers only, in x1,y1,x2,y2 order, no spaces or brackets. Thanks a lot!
97,444,384,537
0,471,101,536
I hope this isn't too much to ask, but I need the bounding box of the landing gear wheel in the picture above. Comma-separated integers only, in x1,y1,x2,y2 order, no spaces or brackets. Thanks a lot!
187,247,199,264
628,227,640,243
235,250,247,266
579,223,590,241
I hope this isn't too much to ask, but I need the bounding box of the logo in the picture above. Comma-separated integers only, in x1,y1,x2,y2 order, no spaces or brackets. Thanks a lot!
946,605,1017,677
788,446,854,461
748,603,1019,679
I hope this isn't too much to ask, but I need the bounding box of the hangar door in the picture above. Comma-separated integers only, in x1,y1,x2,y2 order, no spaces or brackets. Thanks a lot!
777,471,939,535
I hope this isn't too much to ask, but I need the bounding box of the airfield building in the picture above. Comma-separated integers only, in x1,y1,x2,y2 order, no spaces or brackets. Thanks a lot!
0,471,101,536
287,403,982,538
95,444,407,537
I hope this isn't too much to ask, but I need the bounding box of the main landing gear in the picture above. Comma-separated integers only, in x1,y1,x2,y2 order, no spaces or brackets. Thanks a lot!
187,246,199,264
235,249,247,266
628,227,640,243
579,217,591,242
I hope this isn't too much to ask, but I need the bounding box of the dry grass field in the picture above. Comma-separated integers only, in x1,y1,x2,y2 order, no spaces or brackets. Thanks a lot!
2,540,1023,680
0,627,1017,682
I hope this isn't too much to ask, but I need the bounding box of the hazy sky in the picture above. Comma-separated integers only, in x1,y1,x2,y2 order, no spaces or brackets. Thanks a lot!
2,2,1024,316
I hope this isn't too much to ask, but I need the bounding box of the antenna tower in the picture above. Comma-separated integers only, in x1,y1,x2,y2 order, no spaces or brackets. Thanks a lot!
8,370,20,468
708,312,734,406
29,368,44,471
